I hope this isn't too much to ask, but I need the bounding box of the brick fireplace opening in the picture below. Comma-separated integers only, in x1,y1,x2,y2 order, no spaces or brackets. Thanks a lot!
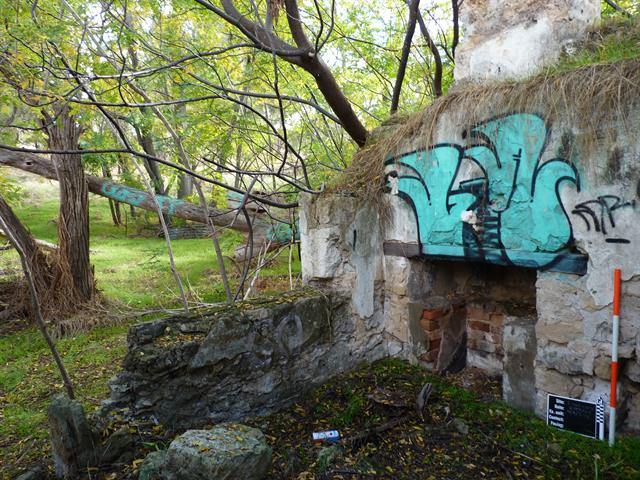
415,261,538,410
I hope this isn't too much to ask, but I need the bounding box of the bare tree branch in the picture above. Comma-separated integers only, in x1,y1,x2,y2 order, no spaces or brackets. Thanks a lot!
391,0,420,114
415,7,443,98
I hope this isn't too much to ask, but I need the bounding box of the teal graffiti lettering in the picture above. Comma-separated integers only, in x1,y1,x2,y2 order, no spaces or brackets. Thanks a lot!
101,183,146,206
100,183,184,215
386,113,583,273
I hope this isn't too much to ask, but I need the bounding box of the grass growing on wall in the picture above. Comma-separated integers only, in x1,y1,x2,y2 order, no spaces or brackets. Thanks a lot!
551,17,640,73
335,14,640,207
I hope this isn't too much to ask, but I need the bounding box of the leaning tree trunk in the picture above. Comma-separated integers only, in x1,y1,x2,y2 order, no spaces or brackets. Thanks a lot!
0,195,54,321
42,106,94,302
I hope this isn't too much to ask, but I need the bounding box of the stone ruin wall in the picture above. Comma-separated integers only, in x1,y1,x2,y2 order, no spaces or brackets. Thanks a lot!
455,0,601,80
102,291,385,430
299,0,640,430
299,103,640,430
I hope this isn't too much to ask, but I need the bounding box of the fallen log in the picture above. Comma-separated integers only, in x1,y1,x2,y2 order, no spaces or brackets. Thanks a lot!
0,149,250,232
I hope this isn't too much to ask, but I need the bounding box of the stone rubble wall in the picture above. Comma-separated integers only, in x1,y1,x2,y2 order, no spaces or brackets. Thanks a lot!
102,291,384,430
535,272,640,430
300,104,640,430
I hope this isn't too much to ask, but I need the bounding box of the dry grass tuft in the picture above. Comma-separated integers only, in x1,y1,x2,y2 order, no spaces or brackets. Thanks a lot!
1,247,109,338
335,57,640,205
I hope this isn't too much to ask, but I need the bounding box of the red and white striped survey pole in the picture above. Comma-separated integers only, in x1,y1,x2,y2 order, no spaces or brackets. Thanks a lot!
609,268,622,446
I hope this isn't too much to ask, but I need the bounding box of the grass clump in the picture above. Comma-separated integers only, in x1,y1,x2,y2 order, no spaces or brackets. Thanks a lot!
336,17,640,209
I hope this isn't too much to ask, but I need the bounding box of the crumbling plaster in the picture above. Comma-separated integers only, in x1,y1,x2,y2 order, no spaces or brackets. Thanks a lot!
455,0,601,81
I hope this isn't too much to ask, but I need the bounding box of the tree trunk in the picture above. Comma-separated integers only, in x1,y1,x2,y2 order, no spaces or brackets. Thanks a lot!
177,173,193,199
174,103,194,199
0,149,251,231
0,196,40,268
0,194,75,397
101,163,122,226
42,106,94,302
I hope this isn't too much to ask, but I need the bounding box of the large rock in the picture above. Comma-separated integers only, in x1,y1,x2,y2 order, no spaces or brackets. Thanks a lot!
48,394,100,478
103,291,383,430
139,424,271,480
48,394,133,478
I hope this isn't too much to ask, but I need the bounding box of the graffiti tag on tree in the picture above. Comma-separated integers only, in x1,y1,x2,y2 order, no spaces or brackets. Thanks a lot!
101,182,185,216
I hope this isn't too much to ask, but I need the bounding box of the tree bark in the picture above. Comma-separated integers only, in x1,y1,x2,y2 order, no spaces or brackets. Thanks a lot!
0,149,251,231
0,195,40,265
207,0,370,147
391,0,421,114
101,163,122,226
41,107,94,301
0,194,75,398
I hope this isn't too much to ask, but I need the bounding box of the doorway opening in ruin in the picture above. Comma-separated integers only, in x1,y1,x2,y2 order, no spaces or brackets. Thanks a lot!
417,261,538,410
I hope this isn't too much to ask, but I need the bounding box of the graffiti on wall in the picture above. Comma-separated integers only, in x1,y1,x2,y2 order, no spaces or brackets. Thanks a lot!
572,196,635,244
385,113,588,273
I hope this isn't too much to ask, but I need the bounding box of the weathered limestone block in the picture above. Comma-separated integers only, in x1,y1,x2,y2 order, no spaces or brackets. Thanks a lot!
48,394,133,478
103,291,382,430
534,367,583,416
456,0,600,80
503,316,537,412
536,340,595,375
382,255,434,361
300,193,384,321
624,382,640,431
139,425,271,480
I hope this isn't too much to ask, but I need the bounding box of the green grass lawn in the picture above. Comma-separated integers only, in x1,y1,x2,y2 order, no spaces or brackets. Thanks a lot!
0,190,300,477
5,195,299,307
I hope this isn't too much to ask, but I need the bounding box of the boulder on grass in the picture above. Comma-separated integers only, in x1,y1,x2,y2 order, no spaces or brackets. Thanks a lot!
139,423,272,480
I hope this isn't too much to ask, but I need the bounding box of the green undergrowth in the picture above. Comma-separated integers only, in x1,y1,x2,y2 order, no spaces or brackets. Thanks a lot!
0,182,301,477
248,358,640,479
2,195,300,308
549,17,640,74
0,322,133,477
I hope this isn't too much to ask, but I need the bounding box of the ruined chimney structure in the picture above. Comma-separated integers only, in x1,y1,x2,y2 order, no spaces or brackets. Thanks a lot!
300,0,640,432
455,0,601,80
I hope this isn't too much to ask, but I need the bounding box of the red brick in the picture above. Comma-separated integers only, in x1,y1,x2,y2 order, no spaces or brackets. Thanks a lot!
468,320,490,332
428,337,441,351
466,305,489,321
426,329,442,341
490,324,504,336
422,308,446,320
420,318,440,332
467,328,489,343
489,313,504,326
